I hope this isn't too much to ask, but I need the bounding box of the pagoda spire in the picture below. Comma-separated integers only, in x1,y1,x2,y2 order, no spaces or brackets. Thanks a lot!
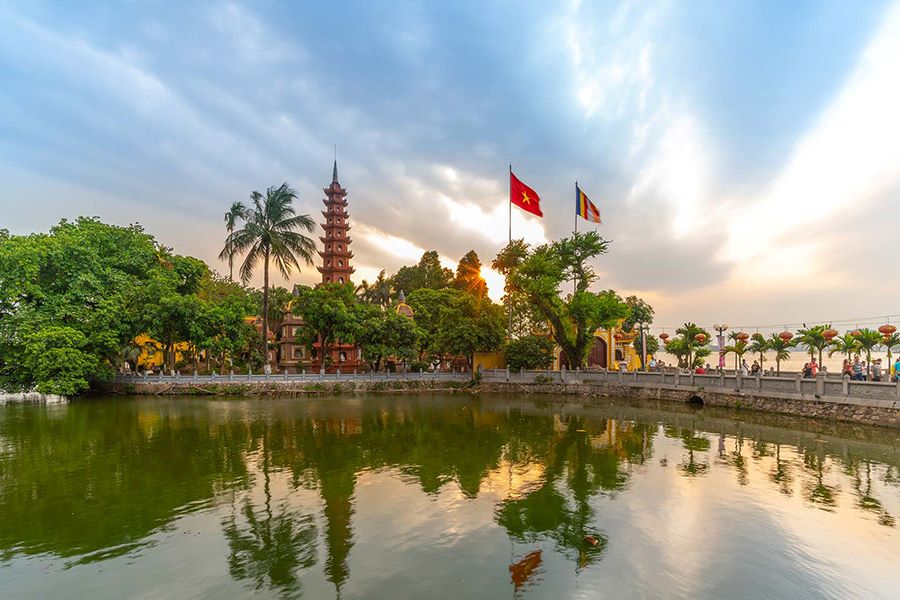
332,159,339,184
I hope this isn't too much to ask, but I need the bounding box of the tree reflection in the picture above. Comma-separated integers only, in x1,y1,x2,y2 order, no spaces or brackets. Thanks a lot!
769,444,794,496
495,417,650,571
802,447,838,510
222,500,317,596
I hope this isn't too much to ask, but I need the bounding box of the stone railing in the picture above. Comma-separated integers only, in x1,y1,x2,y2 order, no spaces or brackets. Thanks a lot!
480,368,900,404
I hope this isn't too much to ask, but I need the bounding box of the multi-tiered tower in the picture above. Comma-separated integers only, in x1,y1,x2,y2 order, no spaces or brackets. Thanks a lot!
317,161,354,285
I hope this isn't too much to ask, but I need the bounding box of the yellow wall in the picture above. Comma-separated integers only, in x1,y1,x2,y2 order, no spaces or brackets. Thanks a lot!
134,334,189,368
473,351,506,370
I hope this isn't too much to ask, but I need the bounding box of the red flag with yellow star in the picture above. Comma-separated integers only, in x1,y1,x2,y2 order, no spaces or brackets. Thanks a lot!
510,171,543,217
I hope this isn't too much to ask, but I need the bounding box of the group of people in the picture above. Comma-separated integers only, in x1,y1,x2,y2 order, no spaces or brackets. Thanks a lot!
838,356,900,382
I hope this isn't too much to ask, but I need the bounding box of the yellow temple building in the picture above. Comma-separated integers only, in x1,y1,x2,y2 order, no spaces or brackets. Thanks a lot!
551,320,644,371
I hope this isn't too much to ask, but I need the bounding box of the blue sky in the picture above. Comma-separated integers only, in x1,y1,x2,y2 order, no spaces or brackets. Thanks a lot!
2,0,899,332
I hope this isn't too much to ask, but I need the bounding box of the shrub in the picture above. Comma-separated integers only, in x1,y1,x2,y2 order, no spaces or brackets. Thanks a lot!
504,335,555,372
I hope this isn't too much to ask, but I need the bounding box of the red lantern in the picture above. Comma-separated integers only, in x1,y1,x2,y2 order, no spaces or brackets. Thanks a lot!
736,332,749,342
778,331,793,342
850,329,861,338
694,333,707,344
878,324,896,336
823,328,838,341
659,333,669,342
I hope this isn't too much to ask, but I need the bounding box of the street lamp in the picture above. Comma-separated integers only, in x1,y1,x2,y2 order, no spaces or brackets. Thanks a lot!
714,324,728,371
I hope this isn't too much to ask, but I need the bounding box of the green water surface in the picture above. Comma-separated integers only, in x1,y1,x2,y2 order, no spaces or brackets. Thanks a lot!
1,394,898,599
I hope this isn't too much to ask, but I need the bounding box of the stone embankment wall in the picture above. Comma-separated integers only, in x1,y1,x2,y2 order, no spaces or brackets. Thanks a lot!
109,378,470,397
477,368,900,428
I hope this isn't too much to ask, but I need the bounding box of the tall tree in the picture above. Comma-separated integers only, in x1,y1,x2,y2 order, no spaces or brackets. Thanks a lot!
668,323,712,370
795,324,831,365
494,233,629,369
453,250,488,298
749,333,770,370
391,250,453,295
828,333,860,363
767,333,794,375
221,202,249,281
292,283,362,371
853,328,883,380
222,184,316,366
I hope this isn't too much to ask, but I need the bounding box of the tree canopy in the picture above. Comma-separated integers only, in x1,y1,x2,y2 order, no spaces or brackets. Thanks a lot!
495,233,629,369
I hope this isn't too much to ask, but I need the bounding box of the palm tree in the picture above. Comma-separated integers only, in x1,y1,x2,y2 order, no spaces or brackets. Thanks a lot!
795,324,831,366
372,270,393,307
748,333,769,370
768,333,794,375
222,183,316,366
883,333,900,380
674,322,711,370
723,340,751,372
221,201,249,281
828,333,860,363
854,328,883,380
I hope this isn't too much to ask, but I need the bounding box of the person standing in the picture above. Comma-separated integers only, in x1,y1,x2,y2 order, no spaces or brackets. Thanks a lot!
852,357,864,381
872,359,883,382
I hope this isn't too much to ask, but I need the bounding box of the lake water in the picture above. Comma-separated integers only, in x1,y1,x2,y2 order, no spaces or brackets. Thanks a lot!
1,394,899,599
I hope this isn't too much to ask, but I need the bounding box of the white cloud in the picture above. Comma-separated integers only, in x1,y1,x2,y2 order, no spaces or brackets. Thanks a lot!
720,2,900,266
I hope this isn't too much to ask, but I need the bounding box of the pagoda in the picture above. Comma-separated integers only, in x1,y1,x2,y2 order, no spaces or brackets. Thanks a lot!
317,160,354,284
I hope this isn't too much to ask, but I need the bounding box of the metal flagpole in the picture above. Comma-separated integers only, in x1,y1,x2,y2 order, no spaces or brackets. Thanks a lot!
508,164,513,339
573,181,578,296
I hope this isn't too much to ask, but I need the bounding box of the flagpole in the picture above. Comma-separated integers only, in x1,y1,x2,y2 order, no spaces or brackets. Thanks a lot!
508,164,512,340
573,181,578,296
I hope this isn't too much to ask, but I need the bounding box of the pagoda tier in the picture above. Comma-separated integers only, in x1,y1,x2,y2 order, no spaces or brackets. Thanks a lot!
322,210,349,219
320,235,353,245
318,249,353,259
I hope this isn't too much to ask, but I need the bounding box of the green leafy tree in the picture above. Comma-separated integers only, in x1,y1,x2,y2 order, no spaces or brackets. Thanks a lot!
391,250,453,295
356,269,393,308
828,333,860,363
504,335,555,372
222,183,316,365
0,218,178,394
853,328,883,379
144,293,205,372
407,288,505,367
453,250,488,298
292,283,363,371
664,323,712,370
795,324,831,365
883,333,900,377
621,295,655,367
357,306,421,371
749,333,770,370
494,233,629,369
21,327,100,395
221,201,249,281
724,340,751,371
767,334,794,375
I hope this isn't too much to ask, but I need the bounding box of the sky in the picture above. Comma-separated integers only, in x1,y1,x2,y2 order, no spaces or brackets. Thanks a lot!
2,0,900,335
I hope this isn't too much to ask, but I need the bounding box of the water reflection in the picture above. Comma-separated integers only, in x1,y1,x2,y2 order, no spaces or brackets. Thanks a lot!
0,396,899,598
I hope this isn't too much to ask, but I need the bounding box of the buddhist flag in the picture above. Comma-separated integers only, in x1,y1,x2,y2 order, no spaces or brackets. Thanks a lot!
510,171,543,217
576,184,601,223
